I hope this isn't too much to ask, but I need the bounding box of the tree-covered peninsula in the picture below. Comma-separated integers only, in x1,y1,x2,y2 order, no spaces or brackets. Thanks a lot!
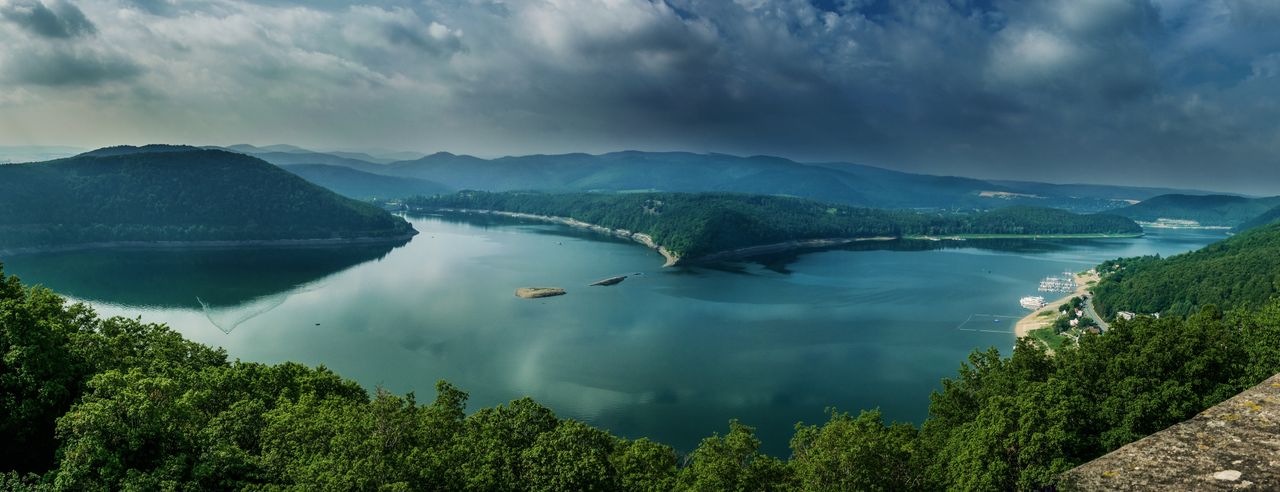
407,191,1142,263
0,146,415,252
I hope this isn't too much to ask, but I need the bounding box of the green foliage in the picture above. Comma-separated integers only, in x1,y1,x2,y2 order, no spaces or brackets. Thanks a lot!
520,420,619,491
612,439,677,492
1093,221,1280,317
918,305,1274,490
676,421,792,491
789,409,922,491
0,274,94,472
0,147,414,250
409,191,1140,259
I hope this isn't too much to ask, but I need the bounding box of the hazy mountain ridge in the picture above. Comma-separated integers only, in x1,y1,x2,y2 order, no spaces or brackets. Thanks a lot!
281,164,452,200
226,145,1232,212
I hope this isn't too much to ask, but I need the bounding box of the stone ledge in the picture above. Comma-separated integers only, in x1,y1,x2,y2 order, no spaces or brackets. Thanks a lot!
1061,373,1280,490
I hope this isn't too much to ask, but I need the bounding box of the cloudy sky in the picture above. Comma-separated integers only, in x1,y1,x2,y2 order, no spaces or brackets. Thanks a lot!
1,0,1278,193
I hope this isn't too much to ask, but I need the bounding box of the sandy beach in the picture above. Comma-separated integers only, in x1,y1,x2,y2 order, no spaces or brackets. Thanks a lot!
1014,270,1100,339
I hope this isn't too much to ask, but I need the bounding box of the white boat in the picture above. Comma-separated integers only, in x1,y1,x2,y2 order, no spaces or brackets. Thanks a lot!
1020,296,1047,310
1037,273,1076,293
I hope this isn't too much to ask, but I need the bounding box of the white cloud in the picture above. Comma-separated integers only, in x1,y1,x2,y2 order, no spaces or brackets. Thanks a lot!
989,28,1080,84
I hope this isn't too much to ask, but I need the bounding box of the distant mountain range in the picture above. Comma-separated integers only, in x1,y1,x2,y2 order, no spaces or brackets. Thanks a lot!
280,164,451,200
1111,194,1280,228
220,144,423,164
0,145,415,251
219,145,1230,212
0,145,86,163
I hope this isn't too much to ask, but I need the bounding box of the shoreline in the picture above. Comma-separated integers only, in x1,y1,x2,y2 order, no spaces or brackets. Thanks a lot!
424,208,1146,266
0,231,418,258
1014,270,1100,341
431,209,683,266
690,237,898,263
421,208,1143,267
426,209,905,266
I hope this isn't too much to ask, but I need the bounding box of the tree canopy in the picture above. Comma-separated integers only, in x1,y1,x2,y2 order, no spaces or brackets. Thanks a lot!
1093,221,1280,318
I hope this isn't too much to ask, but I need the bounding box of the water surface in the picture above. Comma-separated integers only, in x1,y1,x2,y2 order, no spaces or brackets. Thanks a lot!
1,216,1226,455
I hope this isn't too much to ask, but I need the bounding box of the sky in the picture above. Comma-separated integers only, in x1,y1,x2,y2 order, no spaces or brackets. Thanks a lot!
0,0,1278,193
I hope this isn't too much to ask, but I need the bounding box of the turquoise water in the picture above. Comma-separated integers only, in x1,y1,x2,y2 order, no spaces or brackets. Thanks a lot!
0,215,1226,455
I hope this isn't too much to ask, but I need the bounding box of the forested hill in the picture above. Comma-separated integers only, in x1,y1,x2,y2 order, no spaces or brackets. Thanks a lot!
408,192,1141,260
0,147,415,250
1093,222,1280,318
1112,193,1280,227
1234,204,1280,232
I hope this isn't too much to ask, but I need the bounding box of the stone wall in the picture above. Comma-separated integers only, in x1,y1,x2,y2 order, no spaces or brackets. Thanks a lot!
1061,373,1280,490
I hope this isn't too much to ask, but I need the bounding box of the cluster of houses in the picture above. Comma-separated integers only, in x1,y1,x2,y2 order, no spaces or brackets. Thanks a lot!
1057,299,1101,336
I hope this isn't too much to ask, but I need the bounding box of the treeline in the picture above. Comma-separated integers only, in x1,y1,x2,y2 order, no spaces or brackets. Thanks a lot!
0,147,414,249
407,192,1140,259
1093,222,1280,318
5,262,1280,490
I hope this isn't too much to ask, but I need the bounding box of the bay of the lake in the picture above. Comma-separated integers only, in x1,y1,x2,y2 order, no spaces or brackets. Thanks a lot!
1,214,1227,455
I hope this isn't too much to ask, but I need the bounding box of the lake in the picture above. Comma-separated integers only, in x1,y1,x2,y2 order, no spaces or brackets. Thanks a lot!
0,214,1227,455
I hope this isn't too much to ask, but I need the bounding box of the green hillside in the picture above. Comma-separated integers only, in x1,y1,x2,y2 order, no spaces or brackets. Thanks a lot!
282,163,451,200
1234,204,1280,232
1113,194,1280,227
409,191,1141,260
1093,222,1280,317
0,146,415,250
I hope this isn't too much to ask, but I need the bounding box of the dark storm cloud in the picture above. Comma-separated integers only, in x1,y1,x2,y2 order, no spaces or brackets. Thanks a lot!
0,0,1278,194
0,0,95,38
5,47,142,86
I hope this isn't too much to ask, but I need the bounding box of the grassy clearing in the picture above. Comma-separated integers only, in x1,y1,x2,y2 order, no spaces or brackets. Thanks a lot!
1029,326,1069,352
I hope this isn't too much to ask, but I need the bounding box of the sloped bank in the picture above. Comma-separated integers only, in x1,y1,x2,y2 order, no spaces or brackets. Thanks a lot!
430,209,683,266
424,209,912,267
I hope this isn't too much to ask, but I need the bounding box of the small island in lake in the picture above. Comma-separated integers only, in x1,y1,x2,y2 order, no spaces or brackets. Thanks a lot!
515,287,566,299
589,275,628,286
